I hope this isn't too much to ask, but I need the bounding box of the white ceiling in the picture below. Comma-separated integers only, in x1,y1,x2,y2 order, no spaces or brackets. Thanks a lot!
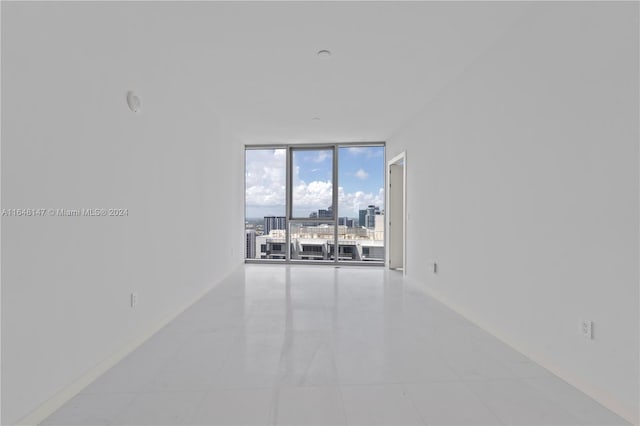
36,1,532,145
182,1,533,144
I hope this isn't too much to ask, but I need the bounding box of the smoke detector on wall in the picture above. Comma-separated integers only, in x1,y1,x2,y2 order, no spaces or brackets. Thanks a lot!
126,91,141,113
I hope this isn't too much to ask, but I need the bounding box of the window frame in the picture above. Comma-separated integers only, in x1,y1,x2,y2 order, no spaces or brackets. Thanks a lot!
244,142,385,266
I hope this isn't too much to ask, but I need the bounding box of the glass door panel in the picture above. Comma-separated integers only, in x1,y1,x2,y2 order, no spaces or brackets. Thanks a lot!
245,148,286,261
337,146,385,263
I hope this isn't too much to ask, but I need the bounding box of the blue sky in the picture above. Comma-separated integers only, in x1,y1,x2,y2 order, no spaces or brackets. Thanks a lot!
246,146,384,219
338,146,385,200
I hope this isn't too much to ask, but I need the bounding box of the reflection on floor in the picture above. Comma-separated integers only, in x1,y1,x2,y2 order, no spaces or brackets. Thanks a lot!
43,265,628,425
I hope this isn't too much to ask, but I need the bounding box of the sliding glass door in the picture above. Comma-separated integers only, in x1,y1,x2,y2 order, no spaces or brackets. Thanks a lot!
337,146,385,262
288,147,336,262
244,148,287,261
245,143,384,264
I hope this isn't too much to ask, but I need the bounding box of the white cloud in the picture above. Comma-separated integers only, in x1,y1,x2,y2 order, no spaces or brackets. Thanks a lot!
291,180,333,215
313,150,330,163
347,147,367,155
245,150,286,210
338,187,384,217
355,169,369,180
245,149,383,217
347,147,383,158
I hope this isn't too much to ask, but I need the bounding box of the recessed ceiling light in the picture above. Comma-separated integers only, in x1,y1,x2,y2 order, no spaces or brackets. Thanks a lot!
317,50,331,58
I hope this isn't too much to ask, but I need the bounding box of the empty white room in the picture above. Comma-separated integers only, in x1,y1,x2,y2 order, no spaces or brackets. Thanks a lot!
1,1,638,425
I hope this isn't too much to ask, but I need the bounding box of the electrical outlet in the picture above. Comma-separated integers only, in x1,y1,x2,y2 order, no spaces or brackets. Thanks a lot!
580,320,593,339
131,292,138,308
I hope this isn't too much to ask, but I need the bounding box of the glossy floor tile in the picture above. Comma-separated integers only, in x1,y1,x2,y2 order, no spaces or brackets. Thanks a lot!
340,384,422,425
192,388,273,426
274,386,346,426
404,382,502,425
42,265,629,426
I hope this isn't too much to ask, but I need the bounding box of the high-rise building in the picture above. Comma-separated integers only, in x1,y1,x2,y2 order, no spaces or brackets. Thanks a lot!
365,205,380,229
359,209,367,227
318,204,333,218
338,217,354,227
245,229,256,259
263,216,286,235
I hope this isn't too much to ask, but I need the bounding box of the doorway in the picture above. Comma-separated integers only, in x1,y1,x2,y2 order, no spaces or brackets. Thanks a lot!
387,152,406,273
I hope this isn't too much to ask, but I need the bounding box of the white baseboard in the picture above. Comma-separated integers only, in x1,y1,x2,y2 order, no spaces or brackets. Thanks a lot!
406,278,638,426
15,266,241,426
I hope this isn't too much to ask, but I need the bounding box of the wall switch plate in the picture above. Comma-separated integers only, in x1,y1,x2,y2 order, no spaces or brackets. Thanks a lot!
131,292,138,308
580,320,593,339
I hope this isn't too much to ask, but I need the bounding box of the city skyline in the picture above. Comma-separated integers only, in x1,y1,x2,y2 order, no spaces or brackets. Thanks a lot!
245,147,384,219
248,203,381,229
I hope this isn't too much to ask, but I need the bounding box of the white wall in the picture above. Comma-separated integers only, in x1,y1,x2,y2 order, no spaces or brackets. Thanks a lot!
388,2,639,423
1,3,244,424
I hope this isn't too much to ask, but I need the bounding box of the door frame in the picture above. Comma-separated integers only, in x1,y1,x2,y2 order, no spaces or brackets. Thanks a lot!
386,151,407,275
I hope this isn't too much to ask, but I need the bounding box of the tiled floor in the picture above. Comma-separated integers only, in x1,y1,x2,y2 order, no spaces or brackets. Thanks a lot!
42,265,629,425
